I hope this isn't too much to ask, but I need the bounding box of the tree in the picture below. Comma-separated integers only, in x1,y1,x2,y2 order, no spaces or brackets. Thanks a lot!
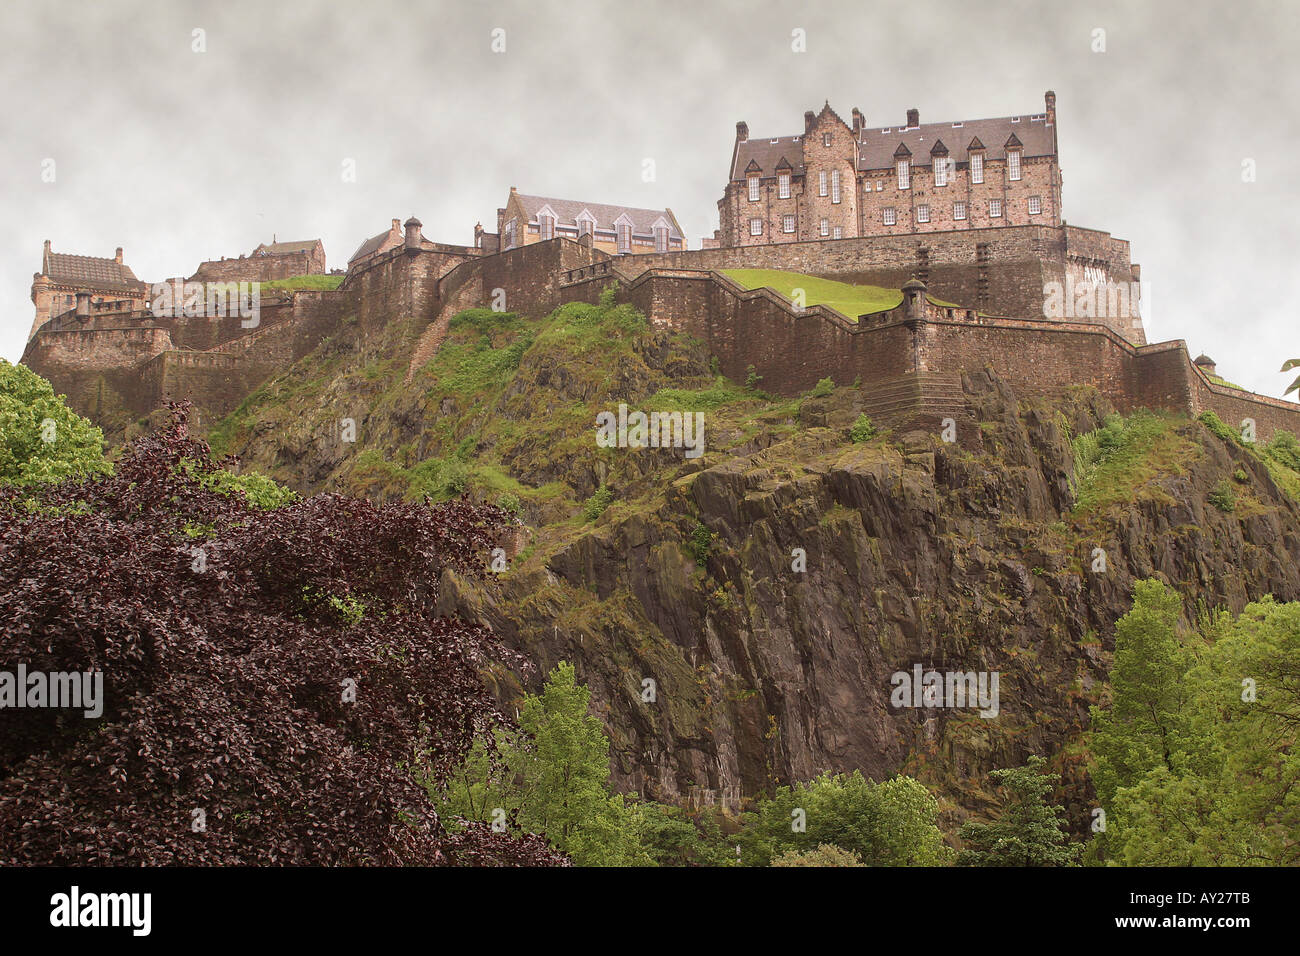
958,756,1080,866
740,770,952,866
0,359,108,486
1282,357,1300,397
771,844,865,867
0,404,564,866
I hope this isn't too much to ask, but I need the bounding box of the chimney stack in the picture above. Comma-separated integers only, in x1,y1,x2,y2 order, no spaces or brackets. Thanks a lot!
804,110,816,134
906,108,919,128
1044,90,1056,125
115,247,123,263
735,120,748,142
851,107,863,136
391,218,400,232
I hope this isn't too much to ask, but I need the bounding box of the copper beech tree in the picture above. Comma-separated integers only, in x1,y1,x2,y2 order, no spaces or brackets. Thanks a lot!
0,404,566,866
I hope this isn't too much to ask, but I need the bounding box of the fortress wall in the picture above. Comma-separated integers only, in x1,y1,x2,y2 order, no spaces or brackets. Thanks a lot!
156,351,274,421
24,326,175,371
481,239,608,316
190,252,315,284
343,246,479,331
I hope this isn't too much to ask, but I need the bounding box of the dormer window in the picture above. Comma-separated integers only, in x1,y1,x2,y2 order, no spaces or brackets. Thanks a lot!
971,152,984,184
779,172,791,199
617,222,632,253
1008,149,1022,181
897,159,910,190
748,175,760,201
577,214,594,238
934,157,948,187
654,225,669,252
539,213,555,240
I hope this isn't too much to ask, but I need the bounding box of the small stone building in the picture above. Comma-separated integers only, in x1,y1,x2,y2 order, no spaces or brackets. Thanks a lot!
495,188,685,255
29,240,147,339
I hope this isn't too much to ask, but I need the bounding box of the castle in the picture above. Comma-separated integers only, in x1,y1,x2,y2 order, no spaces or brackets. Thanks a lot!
19,94,1300,450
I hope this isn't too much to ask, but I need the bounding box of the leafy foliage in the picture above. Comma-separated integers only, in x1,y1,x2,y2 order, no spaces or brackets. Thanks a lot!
0,404,564,866
957,756,1080,866
771,843,866,867
811,377,835,398
0,360,109,486
1208,478,1237,513
850,414,877,443
1282,357,1300,397
583,484,613,521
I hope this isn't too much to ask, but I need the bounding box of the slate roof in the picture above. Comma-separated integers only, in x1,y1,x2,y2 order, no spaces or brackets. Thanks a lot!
42,251,142,292
252,239,321,256
857,115,1054,171
348,226,404,264
512,194,683,239
730,135,805,180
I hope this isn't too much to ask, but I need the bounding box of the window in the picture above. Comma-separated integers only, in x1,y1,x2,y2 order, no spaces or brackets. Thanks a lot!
504,218,516,250
883,208,897,226
820,218,829,237
749,218,763,236
832,169,842,203
917,204,930,223
617,223,631,252
779,172,791,199
654,226,669,252
897,160,910,190
748,175,760,201
1008,150,1022,181
578,216,594,237
1028,195,1042,215
989,199,1003,218
783,215,796,233
934,157,948,187
823,132,832,147
953,201,967,221
539,214,555,240
819,170,828,197
833,226,842,239
971,152,984,184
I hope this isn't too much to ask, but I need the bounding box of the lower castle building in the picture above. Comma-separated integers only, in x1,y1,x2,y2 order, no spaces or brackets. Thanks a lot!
29,241,147,339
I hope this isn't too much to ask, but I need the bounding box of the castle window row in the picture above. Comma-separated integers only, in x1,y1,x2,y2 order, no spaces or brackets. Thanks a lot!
743,194,1044,238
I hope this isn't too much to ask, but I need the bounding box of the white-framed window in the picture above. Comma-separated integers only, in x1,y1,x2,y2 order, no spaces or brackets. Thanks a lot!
971,152,984,184
1008,150,1022,181
917,204,930,223
989,199,1003,218
748,175,760,201
749,218,763,236
783,214,795,233
577,216,594,237
539,214,555,240
617,223,632,252
1028,195,1042,215
953,201,967,221
654,226,669,251
883,208,897,226
897,160,910,190
819,218,829,237
832,169,842,203
779,172,791,199
504,218,516,249
934,157,948,187
833,226,842,239
822,132,832,147
819,170,828,196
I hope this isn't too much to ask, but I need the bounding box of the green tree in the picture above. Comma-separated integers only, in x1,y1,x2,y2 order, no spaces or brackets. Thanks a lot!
771,844,865,867
1282,357,1300,397
958,756,1080,866
740,770,952,866
0,360,108,486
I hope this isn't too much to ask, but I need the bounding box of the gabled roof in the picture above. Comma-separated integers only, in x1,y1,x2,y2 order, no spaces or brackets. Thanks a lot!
858,114,1053,170
731,135,805,180
511,193,684,239
348,224,403,264
252,239,321,256
929,139,949,156
42,251,142,292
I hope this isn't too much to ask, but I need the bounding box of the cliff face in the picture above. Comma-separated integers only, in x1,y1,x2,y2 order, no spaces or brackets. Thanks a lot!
182,300,1300,826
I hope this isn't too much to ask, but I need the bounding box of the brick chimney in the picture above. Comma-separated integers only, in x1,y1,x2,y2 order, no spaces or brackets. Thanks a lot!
391,218,400,233
851,107,863,137
735,121,748,142
1044,90,1056,125
804,110,816,134
75,291,91,319
115,247,123,264
906,108,919,128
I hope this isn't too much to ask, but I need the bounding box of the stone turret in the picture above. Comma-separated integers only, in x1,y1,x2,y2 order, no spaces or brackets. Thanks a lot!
404,217,422,252
902,277,928,320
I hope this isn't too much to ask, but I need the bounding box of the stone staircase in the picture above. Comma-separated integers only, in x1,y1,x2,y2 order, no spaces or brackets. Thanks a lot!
859,371,967,431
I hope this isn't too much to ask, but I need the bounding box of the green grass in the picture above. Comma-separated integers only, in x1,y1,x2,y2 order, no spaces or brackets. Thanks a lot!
260,274,343,292
720,269,962,319
1070,411,1195,516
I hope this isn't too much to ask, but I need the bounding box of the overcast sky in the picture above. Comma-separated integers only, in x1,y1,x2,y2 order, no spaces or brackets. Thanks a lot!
3,0,1298,396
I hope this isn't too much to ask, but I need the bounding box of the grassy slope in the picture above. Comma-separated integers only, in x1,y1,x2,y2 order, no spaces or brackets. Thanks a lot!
720,269,962,318
260,274,344,292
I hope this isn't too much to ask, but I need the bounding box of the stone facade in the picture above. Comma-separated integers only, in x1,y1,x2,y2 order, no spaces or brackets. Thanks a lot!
189,238,326,284
495,187,685,256
29,241,148,340
720,94,1061,246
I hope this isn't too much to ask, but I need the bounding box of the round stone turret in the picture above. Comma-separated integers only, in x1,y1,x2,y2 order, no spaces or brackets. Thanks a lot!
403,217,422,251
902,277,927,320
1193,353,1217,376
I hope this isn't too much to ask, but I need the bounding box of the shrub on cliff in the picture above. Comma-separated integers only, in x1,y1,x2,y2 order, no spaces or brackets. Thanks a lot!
0,403,564,866
957,756,1080,867
0,359,108,486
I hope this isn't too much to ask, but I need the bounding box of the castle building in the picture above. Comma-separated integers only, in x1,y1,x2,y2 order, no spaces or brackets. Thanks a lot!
348,219,409,270
29,240,148,339
189,237,326,284
494,188,685,255
718,92,1061,247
